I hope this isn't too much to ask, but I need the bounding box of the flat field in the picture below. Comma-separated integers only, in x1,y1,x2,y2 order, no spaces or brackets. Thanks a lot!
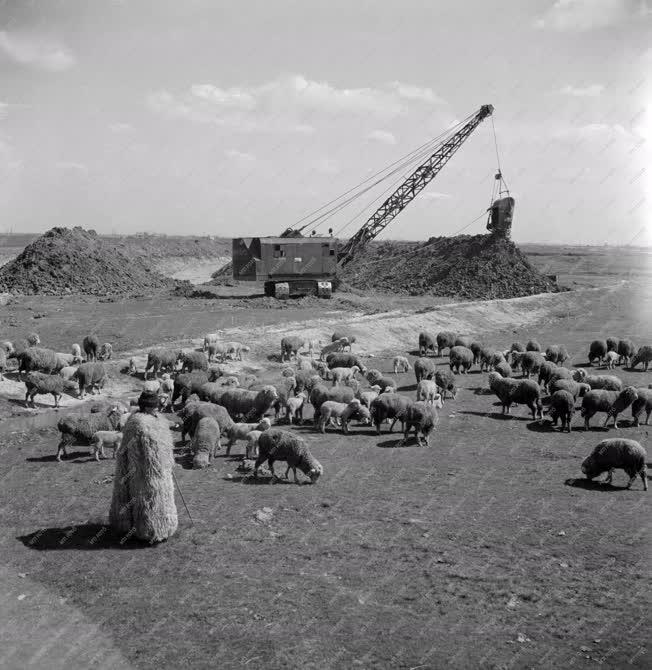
0,246,650,670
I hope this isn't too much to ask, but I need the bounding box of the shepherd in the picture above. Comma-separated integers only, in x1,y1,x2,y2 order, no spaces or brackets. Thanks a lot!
109,390,178,543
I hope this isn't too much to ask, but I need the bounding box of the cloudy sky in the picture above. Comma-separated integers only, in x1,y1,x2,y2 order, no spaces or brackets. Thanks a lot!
0,0,650,245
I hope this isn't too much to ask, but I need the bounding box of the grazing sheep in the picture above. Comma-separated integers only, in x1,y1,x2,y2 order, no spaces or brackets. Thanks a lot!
401,400,442,446
436,331,457,357
144,348,181,379
393,356,412,374
547,390,575,432
202,332,223,352
616,339,635,367
358,384,381,409
91,430,123,461
488,351,508,370
56,407,123,461
224,341,248,360
204,342,225,362
488,371,543,420
317,399,370,434
449,346,474,374
98,343,113,361
26,333,40,347
181,401,235,442
579,373,623,392
493,360,512,379
286,392,307,424
373,375,397,393
365,368,383,383
512,351,546,379
630,345,652,371
434,369,457,400
254,429,322,484
17,347,59,375
281,336,305,362
331,331,356,349
604,351,619,370
580,387,638,430
172,371,209,405
588,339,608,366
319,338,348,360
413,357,436,383
24,372,67,408
71,362,107,399
213,386,278,422
510,342,525,353
180,350,209,373
538,361,559,389
548,378,590,400
70,343,82,364
454,335,473,349
325,353,367,375
470,341,483,366
83,335,100,362
581,439,647,490
310,383,355,422
416,379,441,405
526,340,541,352
418,331,436,357
370,394,414,434
631,388,652,426
54,352,76,371
605,337,619,353
191,416,220,468
331,365,360,386
294,369,322,396
545,345,569,366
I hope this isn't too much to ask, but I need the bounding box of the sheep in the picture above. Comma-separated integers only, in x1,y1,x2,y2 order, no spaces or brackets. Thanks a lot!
24,372,67,408
526,340,541,352
17,347,59,375
83,335,100,362
70,343,82,364
305,339,322,358
294,369,322,395
54,352,76,370
630,345,652,371
414,357,436,383
206,341,227,362
56,407,123,461
605,337,619,353
418,331,436,357
71,362,107,399
202,332,223,352
180,350,209,373
436,331,457,356
309,383,355,422
370,394,414,434
331,365,360,386
416,379,441,405
545,344,569,366
580,387,638,430
512,351,546,379
144,348,181,379
143,379,161,394
286,392,307,424
222,375,239,387
358,384,381,409
26,332,41,347
191,417,220,468
393,356,412,374
158,392,172,413
212,386,278,423
91,430,123,461
581,439,647,490
510,342,525,354
1,340,15,356
224,419,271,456
326,353,367,374
373,376,397,393
319,338,348,360
631,388,652,426
245,430,264,460
470,341,483,366
181,401,235,442
365,369,383,384
454,335,473,349
578,373,623,392
224,341,248,361
449,346,474,374
538,361,559,389
493,360,512,379
401,400,442,446
98,343,113,361
296,356,314,371
172,371,209,405
487,371,543,420
254,429,323,484
604,350,619,370
281,367,295,377
588,339,608,366
0,349,5,381
548,378,590,400
317,399,370,434
160,373,174,395
616,339,635,367
434,369,457,400
281,336,305,362
331,331,356,350
546,390,575,432
273,376,297,420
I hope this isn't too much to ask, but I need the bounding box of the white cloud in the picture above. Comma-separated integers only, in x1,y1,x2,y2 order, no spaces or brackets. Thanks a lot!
534,0,650,32
0,31,75,72
558,84,604,97
388,82,445,105
191,84,257,111
224,149,255,162
367,129,397,145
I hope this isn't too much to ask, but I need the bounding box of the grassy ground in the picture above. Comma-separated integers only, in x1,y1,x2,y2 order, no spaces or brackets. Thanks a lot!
0,251,650,669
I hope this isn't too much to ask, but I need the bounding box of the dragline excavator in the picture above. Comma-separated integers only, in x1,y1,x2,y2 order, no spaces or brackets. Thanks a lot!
231,103,514,298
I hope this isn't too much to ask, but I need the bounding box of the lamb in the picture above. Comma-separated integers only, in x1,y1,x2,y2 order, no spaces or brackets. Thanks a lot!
588,339,608,366
172,371,210,405
17,347,59,374
160,373,174,395
631,388,652,426
547,390,575,432
449,346,474,374
273,376,297,420
309,383,355,422
286,392,307,424
91,430,123,461
144,348,181,379
454,335,473,349
319,338,348,360
56,406,123,461
244,430,264,460
71,362,107,399
191,417,220,468
83,335,100,362
69,343,82,364
580,387,638,429
487,371,543,420
548,378,590,400
435,369,457,400
326,353,367,374
206,341,227,362
98,343,113,360
54,352,76,370
26,332,41,347
416,379,441,405
281,336,306,362
545,345,569,366
179,350,209,373
393,356,412,374
331,365,360,385
254,429,323,484
281,367,295,377
370,394,414,434
222,375,239,387
358,385,381,408
604,351,619,370
24,372,67,408
128,357,137,374
526,340,542,352
414,357,436,382
401,400,442,446
512,351,545,379
202,332,223,352
317,399,370,434
143,379,161,394
581,439,647,490
224,341,248,360
213,386,278,422
224,419,271,456
605,337,619,353
616,339,635,367
436,331,457,356
630,345,652,371
418,331,436,356
181,401,235,442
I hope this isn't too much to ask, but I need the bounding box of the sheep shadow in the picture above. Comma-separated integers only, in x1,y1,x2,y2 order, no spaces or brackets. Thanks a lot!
574,362,594,368
458,410,532,422
526,420,563,433
25,451,92,463
18,524,149,550
563,478,630,492
7,397,60,411
398,383,417,392
226,474,305,485
376,438,406,448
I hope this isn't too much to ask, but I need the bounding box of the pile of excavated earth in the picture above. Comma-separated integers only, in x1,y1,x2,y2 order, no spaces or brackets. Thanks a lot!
0,227,177,296
339,234,560,299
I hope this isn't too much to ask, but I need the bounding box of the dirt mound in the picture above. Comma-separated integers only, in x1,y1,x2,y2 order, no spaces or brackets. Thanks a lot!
0,227,178,296
338,234,560,299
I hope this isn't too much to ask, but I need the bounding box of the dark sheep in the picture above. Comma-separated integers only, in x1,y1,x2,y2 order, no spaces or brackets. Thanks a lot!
172,371,209,405
588,340,608,366
548,378,590,400
374,376,397,393
418,331,436,357
630,345,652,371
17,347,59,374
605,337,619,353
470,341,483,366
56,407,122,461
488,372,543,420
281,336,305,362
181,400,235,442
144,348,181,379
435,368,457,399
254,429,322,484
510,342,525,353
71,362,107,399
331,331,356,346
545,345,569,366
617,339,635,367
581,439,647,490
325,352,367,374
309,384,355,422
414,357,436,383
212,386,278,422
83,335,100,362
370,393,413,434
402,400,440,446
449,346,474,374
631,388,652,426
180,350,209,373
513,351,545,379
436,331,457,357
24,372,68,408
526,340,541,352
538,361,558,388
580,387,638,429
454,335,473,348
493,360,512,379
547,389,575,432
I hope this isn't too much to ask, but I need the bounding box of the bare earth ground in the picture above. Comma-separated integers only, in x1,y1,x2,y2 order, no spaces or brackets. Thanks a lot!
0,247,650,670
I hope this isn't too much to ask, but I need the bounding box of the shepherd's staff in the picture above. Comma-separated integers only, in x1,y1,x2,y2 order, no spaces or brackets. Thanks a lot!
171,468,194,526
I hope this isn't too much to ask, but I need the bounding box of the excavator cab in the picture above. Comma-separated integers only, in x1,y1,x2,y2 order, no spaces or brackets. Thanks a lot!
486,196,515,240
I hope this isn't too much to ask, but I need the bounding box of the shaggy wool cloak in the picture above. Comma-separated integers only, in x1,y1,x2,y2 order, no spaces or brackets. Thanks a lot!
109,412,178,543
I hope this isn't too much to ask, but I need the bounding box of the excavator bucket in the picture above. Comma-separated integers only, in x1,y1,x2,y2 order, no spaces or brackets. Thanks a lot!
487,196,515,240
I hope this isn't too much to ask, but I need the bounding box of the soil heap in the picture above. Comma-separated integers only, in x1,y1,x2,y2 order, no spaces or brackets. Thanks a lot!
0,227,177,296
339,234,559,299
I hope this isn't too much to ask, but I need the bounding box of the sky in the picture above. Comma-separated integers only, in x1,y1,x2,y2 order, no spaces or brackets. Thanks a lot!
0,0,650,245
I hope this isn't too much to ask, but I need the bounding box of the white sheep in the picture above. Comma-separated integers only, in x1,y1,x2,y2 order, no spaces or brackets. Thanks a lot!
416,379,441,405
143,379,161,394
128,357,137,374
91,430,123,461
286,392,307,424
358,384,381,409
245,430,263,460
59,365,78,381
71,343,83,364
317,399,370,434
604,350,619,370
393,356,412,374
160,373,174,395
331,365,360,386
225,418,272,456
225,341,249,360
203,331,224,352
